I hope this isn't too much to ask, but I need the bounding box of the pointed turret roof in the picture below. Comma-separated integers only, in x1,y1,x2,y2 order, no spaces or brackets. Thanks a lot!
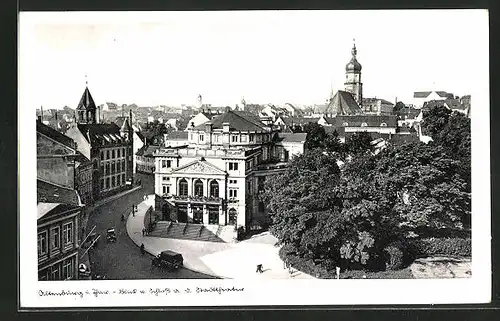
120,117,132,132
77,87,97,111
323,90,363,116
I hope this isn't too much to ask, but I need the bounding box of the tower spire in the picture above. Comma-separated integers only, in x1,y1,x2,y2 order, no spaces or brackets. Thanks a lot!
351,38,357,57
85,74,88,87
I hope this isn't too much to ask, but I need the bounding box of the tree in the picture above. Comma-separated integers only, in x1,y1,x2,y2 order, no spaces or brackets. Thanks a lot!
393,101,406,112
421,105,452,137
345,132,373,155
303,123,327,150
261,149,341,246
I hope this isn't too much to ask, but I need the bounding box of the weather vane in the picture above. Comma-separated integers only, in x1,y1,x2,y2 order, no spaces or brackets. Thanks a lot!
85,74,88,86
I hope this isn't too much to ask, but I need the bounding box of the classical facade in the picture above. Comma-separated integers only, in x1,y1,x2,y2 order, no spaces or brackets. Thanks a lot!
65,86,134,199
154,108,304,230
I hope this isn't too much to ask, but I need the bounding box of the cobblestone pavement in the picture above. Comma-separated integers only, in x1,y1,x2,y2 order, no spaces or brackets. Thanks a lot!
86,173,216,279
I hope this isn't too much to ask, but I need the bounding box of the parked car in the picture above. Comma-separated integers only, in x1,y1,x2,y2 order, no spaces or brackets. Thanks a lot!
106,228,117,243
152,250,183,270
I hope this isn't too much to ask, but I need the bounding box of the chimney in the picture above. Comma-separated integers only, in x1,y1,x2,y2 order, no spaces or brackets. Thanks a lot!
205,122,212,134
129,109,133,128
55,111,58,121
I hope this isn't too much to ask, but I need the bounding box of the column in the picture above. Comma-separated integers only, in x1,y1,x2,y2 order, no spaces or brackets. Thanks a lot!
203,204,208,225
219,204,225,225
187,178,193,196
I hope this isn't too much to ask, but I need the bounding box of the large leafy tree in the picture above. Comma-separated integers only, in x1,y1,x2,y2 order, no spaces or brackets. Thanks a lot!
303,123,327,150
345,132,373,155
261,149,341,246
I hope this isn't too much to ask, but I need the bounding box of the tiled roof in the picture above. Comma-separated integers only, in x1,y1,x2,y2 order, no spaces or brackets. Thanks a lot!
279,132,307,143
335,115,398,127
37,120,76,149
136,144,161,157
167,131,189,140
77,87,97,111
74,151,91,167
435,91,453,98
37,179,80,206
194,109,267,132
423,100,446,110
414,91,432,98
76,123,126,145
281,117,320,126
322,91,363,116
395,107,422,119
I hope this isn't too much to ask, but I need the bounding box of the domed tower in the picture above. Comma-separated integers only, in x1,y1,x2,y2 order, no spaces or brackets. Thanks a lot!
344,40,363,107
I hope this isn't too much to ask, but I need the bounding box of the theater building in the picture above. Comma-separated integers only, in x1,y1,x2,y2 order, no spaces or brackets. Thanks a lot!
153,108,305,230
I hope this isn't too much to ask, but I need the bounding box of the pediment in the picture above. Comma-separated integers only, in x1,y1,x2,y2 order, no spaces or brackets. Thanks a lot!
173,160,226,175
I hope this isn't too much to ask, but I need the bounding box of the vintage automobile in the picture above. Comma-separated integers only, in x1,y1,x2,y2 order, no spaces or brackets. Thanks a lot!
106,228,117,243
152,250,184,270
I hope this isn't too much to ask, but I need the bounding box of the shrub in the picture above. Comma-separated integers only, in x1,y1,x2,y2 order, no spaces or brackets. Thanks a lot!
409,237,471,258
384,244,404,270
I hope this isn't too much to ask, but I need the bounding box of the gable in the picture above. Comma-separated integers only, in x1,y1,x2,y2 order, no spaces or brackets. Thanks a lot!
173,160,226,176
37,132,77,156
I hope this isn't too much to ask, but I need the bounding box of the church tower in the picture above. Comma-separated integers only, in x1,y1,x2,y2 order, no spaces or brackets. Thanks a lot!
344,41,363,107
76,77,97,124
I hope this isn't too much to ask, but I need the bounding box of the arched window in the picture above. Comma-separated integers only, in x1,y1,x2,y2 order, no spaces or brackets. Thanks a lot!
210,180,219,198
228,208,237,225
361,122,368,127
380,123,387,127
194,179,204,197
178,178,188,197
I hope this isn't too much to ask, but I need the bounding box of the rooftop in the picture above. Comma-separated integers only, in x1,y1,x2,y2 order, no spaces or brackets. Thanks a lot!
37,179,81,206
37,120,76,149
193,109,268,132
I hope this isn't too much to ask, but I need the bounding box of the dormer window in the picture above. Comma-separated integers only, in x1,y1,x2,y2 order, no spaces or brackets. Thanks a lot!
361,122,368,127
380,123,387,127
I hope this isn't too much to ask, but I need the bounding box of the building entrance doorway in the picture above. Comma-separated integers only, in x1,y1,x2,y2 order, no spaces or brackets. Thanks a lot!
192,205,203,224
177,205,188,223
208,206,219,225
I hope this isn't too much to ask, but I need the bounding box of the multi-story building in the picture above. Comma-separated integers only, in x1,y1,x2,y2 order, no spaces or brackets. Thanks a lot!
37,179,81,281
66,86,134,200
153,108,305,230
136,145,161,174
74,152,93,206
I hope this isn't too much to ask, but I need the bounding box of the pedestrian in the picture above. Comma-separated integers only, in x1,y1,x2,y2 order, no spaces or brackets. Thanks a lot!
142,228,145,236
121,214,124,222
140,243,145,255
256,264,263,273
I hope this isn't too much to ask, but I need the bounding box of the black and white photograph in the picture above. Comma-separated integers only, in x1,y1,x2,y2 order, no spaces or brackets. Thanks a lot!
19,9,490,307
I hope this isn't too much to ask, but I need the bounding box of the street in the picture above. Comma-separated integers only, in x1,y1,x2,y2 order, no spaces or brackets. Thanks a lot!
87,172,217,279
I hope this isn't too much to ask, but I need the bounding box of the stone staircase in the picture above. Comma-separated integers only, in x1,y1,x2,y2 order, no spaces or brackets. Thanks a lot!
148,221,230,243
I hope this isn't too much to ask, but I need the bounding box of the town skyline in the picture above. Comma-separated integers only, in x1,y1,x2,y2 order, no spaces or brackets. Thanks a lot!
19,10,487,110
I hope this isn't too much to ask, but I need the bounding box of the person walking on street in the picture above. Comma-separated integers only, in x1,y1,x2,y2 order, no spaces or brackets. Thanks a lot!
140,243,145,255
121,214,124,222
142,228,145,236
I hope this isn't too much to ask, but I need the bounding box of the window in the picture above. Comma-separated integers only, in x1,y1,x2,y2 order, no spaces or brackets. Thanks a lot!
122,174,125,183
162,185,167,194
162,160,166,168
228,162,238,171
112,150,115,158
249,134,254,142
199,134,204,142
106,150,110,159
166,160,171,168
122,160,125,171
122,148,125,156
241,135,248,143
117,149,120,158
361,122,368,127
63,259,73,280
210,180,219,197
229,189,238,198
106,177,110,189
194,179,204,197
117,162,121,172
117,175,121,186
63,223,73,245
51,227,60,250
100,179,104,189
213,134,220,143
105,163,110,175
231,135,238,143
162,176,170,181
179,179,188,196
38,231,48,257
229,179,237,184
111,162,116,174
112,176,116,187
342,122,349,126
50,265,60,280
100,164,104,173
100,151,104,159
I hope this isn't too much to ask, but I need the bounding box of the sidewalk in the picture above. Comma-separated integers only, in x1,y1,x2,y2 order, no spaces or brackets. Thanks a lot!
126,195,315,280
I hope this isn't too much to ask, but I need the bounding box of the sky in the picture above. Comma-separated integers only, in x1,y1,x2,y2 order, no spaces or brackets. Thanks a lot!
19,10,489,110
